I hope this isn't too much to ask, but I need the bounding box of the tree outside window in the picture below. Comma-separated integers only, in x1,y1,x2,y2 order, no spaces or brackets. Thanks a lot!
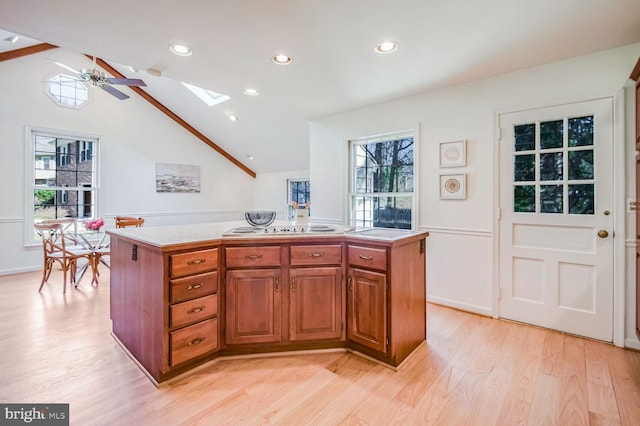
350,132,415,229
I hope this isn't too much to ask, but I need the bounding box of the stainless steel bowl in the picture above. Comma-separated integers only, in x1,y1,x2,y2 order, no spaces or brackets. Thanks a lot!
245,211,276,226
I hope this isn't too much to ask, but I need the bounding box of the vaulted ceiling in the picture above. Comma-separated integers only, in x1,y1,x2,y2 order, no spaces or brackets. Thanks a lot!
1,0,640,174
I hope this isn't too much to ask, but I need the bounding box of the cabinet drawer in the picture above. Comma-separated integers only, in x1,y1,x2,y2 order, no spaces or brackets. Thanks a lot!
225,246,281,268
170,318,218,366
170,248,218,278
290,244,342,266
170,271,218,303
170,294,218,328
349,245,387,271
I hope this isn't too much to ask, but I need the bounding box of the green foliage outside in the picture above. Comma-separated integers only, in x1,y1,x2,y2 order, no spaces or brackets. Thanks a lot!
34,189,55,207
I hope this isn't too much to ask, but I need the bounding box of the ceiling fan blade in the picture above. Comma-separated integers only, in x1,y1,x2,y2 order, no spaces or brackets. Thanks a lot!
46,58,80,74
106,77,147,87
101,84,130,100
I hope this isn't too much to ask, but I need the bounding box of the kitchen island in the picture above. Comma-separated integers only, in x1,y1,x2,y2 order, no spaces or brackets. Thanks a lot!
108,222,428,384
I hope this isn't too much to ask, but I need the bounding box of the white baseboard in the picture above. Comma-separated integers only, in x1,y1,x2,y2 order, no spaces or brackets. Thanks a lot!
427,295,492,317
624,337,640,351
0,265,41,276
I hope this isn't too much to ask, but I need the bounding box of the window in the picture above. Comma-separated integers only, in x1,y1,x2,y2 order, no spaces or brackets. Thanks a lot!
31,131,99,239
47,74,89,108
287,179,310,219
349,131,415,229
513,116,594,214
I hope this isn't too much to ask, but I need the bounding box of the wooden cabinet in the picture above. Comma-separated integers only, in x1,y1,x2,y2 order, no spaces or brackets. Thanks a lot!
225,243,345,345
110,228,427,383
289,244,344,342
348,267,386,352
289,267,342,341
346,237,426,367
225,268,282,345
168,248,220,367
224,245,283,345
109,237,220,383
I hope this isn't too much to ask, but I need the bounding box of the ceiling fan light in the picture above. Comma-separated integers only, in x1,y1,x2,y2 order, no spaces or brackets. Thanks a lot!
375,41,398,54
170,44,192,56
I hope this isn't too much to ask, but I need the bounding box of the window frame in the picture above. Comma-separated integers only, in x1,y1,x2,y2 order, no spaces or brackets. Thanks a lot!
348,128,418,230
25,126,101,245
45,73,90,109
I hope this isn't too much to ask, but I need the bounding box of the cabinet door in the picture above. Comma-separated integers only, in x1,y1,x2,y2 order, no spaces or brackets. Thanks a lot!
290,267,343,341
347,267,387,353
225,269,282,345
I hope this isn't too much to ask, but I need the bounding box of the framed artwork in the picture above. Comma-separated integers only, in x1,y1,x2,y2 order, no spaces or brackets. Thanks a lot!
439,140,466,167
440,173,466,199
156,162,201,193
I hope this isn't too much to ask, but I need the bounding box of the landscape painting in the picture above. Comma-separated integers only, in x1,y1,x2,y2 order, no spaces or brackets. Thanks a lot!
156,163,201,193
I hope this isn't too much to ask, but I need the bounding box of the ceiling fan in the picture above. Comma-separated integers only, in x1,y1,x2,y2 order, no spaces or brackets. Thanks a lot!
47,56,146,100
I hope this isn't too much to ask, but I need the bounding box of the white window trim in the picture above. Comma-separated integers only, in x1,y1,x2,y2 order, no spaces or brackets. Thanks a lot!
347,125,419,230
44,73,91,110
24,125,101,246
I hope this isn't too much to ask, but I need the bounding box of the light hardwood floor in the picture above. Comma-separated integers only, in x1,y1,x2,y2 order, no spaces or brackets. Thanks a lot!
1,268,639,425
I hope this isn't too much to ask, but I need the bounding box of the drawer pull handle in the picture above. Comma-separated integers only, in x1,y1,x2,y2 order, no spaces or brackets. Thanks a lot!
246,254,263,260
308,253,324,257
187,306,206,315
187,337,204,346
359,255,374,260
188,259,206,265
187,283,203,290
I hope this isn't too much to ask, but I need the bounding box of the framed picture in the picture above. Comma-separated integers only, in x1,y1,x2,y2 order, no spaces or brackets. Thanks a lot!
440,173,466,199
439,140,466,167
156,162,201,193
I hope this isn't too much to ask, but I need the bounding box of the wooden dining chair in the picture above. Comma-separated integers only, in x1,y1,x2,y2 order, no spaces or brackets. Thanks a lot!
114,216,145,228
34,223,94,293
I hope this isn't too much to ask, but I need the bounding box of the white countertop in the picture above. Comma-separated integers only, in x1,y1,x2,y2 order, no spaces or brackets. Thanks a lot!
107,220,427,248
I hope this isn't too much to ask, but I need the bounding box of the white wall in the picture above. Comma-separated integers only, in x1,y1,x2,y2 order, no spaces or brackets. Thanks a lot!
253,169,309,220
0,49,257,274
309,43,640,347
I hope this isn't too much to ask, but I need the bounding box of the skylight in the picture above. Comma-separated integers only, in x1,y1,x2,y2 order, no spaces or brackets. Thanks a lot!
181,82,230,107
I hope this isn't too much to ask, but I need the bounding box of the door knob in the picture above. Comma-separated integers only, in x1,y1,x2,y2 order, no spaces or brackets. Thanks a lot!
597,230,609,238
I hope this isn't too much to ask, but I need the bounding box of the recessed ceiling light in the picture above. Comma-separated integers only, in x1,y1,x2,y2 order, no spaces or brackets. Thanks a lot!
247,155,255,160
375,41,398,54
4,35,19,43
170,44,192,56
128,66,139,73
243,88,260,96
272,54,292,65
228,114,239,122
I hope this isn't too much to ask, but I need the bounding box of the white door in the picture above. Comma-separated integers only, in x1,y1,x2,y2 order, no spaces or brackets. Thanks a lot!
498,98,614,342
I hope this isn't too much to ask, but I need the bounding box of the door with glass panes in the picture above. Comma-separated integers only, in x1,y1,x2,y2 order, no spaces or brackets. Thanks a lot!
498,98,614,342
